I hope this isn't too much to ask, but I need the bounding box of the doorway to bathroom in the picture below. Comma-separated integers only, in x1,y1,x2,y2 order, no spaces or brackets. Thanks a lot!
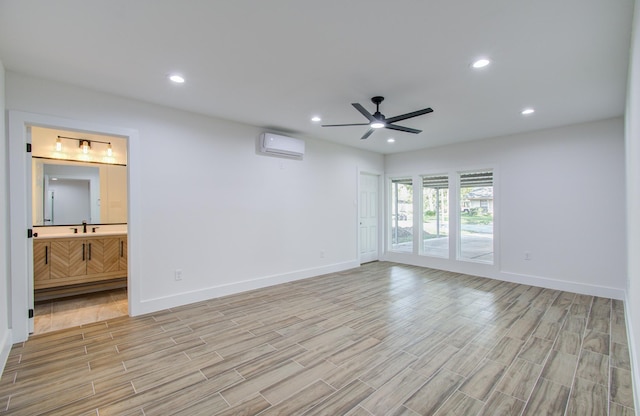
8,110,139,342
30,126,129,334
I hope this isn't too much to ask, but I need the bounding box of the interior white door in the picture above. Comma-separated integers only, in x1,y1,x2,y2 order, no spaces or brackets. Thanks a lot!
359,173,379,263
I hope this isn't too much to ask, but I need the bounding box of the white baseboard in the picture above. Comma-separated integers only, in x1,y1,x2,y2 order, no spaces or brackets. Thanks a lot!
0,329,13,379
498,271,625,300
381,253,625,300
133,260,360,316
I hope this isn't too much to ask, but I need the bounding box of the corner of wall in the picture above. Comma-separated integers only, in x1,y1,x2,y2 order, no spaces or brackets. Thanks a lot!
0,328,12,376
626,0,640,411
0,59,11,376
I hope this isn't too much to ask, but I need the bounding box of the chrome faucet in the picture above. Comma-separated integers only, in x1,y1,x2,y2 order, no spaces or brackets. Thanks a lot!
82,220,87,233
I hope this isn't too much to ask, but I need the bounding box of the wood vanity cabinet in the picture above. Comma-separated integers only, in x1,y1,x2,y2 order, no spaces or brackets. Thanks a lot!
33,234,128,290
98,236,128,274
33,240,51,283
119,237,127,271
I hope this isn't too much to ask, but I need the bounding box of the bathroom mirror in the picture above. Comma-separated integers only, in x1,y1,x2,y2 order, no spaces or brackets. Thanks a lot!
32,157,127,226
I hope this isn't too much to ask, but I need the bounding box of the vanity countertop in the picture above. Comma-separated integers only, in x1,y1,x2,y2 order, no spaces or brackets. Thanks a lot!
34,231,127,239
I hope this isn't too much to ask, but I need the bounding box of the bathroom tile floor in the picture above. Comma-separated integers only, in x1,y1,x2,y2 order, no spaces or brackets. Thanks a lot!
33,288,128,334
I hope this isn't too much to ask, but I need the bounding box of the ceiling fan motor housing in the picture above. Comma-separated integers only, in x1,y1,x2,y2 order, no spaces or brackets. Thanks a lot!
372,96,385,120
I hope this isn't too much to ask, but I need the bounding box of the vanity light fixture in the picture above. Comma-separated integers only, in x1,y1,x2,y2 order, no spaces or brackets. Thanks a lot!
58,135,113,157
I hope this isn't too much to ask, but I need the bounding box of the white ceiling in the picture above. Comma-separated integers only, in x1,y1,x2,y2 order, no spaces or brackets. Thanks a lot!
0,0,634,154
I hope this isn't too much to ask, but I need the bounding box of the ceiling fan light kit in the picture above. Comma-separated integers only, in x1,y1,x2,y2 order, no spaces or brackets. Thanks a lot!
322,96,433,140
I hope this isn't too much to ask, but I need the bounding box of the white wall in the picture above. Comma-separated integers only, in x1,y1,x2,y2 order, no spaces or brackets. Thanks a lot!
385,118,627,298
625,0,640,408
0,61,11,372
5,71,383,317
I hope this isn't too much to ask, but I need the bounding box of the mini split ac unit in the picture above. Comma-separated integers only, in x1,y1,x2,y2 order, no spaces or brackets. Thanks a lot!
259,133,305,158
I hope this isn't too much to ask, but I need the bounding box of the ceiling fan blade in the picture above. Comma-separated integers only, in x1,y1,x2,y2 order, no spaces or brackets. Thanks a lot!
360,129,375,140
385,107,433,124
352,103,375,122
322,123,371,127
385,124,422,134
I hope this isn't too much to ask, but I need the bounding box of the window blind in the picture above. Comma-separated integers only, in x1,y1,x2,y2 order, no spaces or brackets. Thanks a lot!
460,171,493,187
422,175,448,189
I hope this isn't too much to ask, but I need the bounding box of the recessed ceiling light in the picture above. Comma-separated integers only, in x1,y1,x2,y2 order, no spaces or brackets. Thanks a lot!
521,108,535,115
311,116,321,122
169,74,185,83
472,58,491,69
387,138,396,143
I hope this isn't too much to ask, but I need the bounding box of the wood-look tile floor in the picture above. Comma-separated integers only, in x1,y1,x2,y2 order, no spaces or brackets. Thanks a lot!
1,262,636,415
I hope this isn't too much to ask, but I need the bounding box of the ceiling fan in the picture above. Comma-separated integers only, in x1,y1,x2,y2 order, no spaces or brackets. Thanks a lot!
322,96,434,140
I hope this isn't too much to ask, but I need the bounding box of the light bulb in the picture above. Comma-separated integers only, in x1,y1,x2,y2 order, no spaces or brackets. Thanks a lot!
472,59,490,69
107,143,113,157
55,138,62,151
169,74,185,83
82,141,90,154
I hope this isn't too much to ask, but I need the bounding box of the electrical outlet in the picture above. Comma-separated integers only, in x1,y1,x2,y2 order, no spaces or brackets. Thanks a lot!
175,269,183,280
524,252,531,261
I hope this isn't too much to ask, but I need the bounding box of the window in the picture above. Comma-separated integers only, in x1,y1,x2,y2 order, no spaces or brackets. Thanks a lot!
390,178,413,252
459,171,493,263
421,175,449,258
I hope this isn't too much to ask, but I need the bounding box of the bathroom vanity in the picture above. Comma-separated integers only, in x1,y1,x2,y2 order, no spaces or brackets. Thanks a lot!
33,231,127,300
